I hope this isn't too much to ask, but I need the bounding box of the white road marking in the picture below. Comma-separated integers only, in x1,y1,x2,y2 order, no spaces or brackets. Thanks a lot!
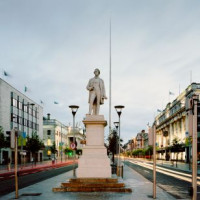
129,159,200,180
129,160,200,185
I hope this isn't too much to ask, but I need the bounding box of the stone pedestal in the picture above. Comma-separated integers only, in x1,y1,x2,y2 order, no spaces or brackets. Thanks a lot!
76,115,111,178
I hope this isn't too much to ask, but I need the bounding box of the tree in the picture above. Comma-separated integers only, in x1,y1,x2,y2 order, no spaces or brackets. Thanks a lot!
171,137,183,167
107,129,119,164
132,149,145,157
0,126,6,163
64,147,73,157
144,145,153,159
26,132,44,165
0,126,6,149
50,141,57,160
76,149,82,156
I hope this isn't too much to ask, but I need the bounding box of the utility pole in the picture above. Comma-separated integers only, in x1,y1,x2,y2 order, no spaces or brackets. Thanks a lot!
11,128,19,199
153,124,156,199
191,94,198,200
109,17,112,138
61,124,63,163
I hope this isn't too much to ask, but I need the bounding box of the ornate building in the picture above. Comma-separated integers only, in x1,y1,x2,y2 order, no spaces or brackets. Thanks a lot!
154,83,200,162
43,114,84,160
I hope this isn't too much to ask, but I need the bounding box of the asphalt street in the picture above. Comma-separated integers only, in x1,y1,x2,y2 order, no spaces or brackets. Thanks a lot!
124,160,200,199
0,164,76,197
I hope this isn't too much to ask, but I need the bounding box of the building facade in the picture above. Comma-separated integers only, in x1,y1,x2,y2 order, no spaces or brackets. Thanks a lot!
0,78,43,164
154,83,200,162
43,114,84,160
135,130,148,149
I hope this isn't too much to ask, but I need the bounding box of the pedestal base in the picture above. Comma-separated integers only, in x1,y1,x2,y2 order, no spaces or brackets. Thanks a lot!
76,115,111,178
77,146,111,178
52,178,132,193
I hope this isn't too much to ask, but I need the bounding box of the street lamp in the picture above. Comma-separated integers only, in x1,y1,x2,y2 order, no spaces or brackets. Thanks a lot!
69,105,79,177
114,105,124,177
114,121,119,130
114,121,119,162
20,102,35,168
60,124,65,163
190,94,199,200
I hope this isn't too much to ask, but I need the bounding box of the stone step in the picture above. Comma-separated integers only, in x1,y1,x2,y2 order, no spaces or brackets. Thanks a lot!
61,182,125,188
53,187,132,193
69,178,118,183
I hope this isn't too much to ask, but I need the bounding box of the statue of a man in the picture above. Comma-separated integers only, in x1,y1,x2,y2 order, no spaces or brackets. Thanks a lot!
87,68,107,115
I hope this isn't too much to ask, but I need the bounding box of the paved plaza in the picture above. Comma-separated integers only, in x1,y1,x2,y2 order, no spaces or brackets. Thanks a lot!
1,164,176,200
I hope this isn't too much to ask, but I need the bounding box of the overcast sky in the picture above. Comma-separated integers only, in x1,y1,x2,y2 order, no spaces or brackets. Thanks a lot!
0,0,200,143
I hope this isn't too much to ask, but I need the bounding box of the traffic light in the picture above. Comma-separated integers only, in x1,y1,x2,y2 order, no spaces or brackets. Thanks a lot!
6,129,18,148
6,131,11,148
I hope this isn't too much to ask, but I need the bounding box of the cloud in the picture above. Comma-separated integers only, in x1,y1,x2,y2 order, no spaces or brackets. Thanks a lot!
0,0,200,143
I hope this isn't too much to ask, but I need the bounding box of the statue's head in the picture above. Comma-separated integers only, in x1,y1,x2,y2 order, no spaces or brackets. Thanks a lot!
94,68,100,75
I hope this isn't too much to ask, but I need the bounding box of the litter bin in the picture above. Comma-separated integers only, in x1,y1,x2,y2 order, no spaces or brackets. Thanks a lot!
117,165,123,178
111,164,117,174
188,186,193,197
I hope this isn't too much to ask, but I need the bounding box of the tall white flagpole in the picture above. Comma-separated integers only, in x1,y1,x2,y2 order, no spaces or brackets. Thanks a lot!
109,17,112,136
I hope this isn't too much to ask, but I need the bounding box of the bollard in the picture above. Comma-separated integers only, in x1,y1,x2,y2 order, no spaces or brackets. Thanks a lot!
188,186,193,197
117,166,123,178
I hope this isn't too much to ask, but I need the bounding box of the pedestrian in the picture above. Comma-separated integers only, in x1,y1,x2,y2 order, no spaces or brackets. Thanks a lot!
31,157,34,168
7,158,11,171
52,157,55,165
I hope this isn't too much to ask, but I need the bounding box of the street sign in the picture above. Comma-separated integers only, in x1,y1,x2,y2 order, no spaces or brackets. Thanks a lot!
11,129,15,149
22,132,26,138
70,143,76,150
20,151,26,155
59,142,64,146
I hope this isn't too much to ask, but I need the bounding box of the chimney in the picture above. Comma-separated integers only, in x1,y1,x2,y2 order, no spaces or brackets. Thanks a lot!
47,113,50,120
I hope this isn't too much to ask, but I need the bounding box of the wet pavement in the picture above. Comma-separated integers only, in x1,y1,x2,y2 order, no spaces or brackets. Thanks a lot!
0,164,176,200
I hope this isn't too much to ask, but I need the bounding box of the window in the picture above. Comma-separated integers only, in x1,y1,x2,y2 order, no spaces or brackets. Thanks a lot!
171,124,174,134
33,110,35,117
29,107,32,115
28,120,32,128
47,130,51,135
11,98,18,107
23,119,28,126
175,123,178,133
35,111,38,118
18,116,23,125
18,101,22,110
179,120,182,131
23,105,28,112
33,123,38,130
11,113,18,123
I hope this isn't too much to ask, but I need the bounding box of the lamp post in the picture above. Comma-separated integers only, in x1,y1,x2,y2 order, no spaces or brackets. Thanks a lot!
21,102,34,167
60,124,63,163
153,123,156,199
190,94,198,200
114,105,124,177
69,105,79,177
114,121,119,163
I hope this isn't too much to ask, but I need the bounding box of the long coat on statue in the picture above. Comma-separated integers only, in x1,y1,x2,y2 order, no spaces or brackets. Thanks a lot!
87,77,106,105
